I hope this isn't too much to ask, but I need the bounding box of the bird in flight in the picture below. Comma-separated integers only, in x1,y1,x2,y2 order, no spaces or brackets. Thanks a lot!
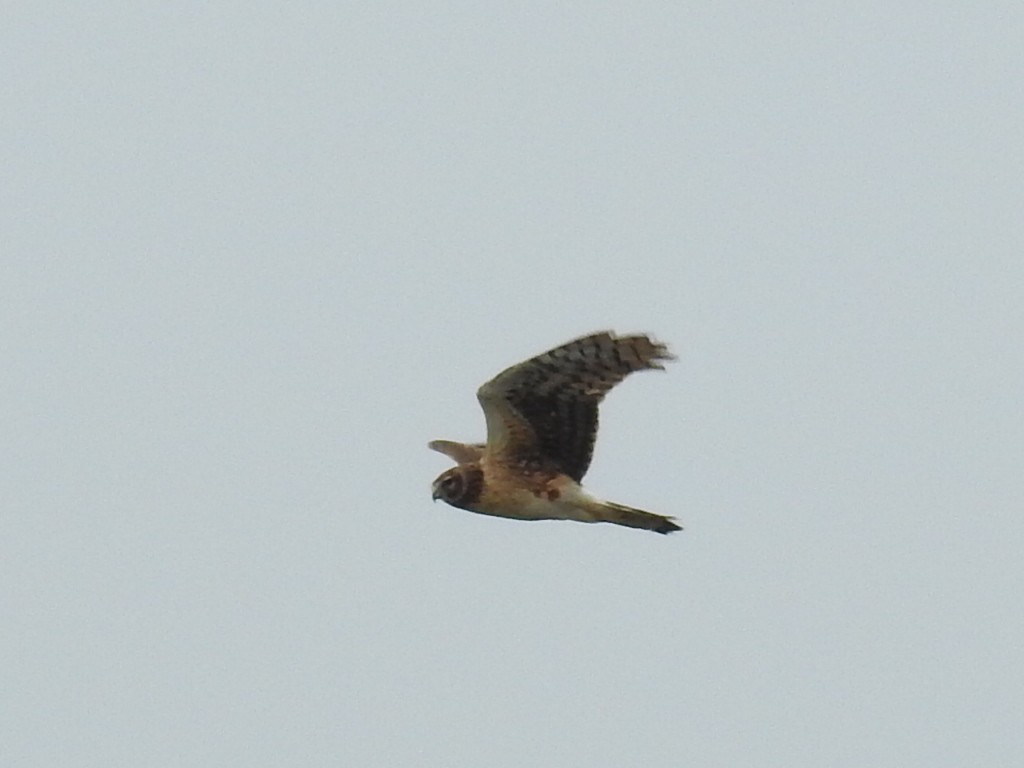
429,331,680,534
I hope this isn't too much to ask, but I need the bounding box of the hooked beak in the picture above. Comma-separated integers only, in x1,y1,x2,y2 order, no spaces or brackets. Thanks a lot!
431,484,441,502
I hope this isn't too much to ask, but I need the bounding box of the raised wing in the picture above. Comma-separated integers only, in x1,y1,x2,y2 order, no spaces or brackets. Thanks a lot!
427,440,486,465
476,331,674,482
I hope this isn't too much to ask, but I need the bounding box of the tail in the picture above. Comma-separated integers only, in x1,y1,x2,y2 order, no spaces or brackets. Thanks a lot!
584,499,682,535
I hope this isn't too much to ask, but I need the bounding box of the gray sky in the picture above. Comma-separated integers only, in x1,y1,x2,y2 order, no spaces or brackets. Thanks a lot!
3,3,1023,766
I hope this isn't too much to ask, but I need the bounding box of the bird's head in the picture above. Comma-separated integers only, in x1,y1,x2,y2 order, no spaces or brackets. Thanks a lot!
431,465,484,510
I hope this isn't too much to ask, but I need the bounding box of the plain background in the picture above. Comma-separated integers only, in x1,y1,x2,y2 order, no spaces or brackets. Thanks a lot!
3,3,1022,766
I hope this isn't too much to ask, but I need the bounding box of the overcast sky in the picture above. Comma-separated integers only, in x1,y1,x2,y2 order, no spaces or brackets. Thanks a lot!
3,3,1023,766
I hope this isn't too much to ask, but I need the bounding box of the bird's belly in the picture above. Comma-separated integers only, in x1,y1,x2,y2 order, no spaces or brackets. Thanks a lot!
475,483,593,522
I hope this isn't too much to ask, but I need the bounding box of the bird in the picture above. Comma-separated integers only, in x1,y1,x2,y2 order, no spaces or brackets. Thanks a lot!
429,331,681,534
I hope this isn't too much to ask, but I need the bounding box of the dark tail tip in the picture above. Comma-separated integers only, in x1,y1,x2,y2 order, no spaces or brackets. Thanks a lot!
654,519,683,535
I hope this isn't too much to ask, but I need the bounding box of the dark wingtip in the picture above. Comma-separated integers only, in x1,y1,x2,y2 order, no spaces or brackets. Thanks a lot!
615,331,676,369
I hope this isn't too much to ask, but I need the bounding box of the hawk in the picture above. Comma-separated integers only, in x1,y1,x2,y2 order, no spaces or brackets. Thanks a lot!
429,331,681,534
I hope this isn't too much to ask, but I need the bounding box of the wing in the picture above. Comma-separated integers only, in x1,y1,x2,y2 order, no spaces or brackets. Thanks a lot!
427,440,486,464
476,331,674,482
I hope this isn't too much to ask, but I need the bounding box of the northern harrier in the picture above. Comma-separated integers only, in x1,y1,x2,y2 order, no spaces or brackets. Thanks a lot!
429,331,680,534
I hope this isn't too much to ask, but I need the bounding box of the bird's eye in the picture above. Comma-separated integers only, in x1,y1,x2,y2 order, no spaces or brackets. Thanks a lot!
443,476,458,489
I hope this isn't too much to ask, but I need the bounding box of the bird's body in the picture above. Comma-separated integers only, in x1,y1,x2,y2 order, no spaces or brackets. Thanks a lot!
430,331,680,534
